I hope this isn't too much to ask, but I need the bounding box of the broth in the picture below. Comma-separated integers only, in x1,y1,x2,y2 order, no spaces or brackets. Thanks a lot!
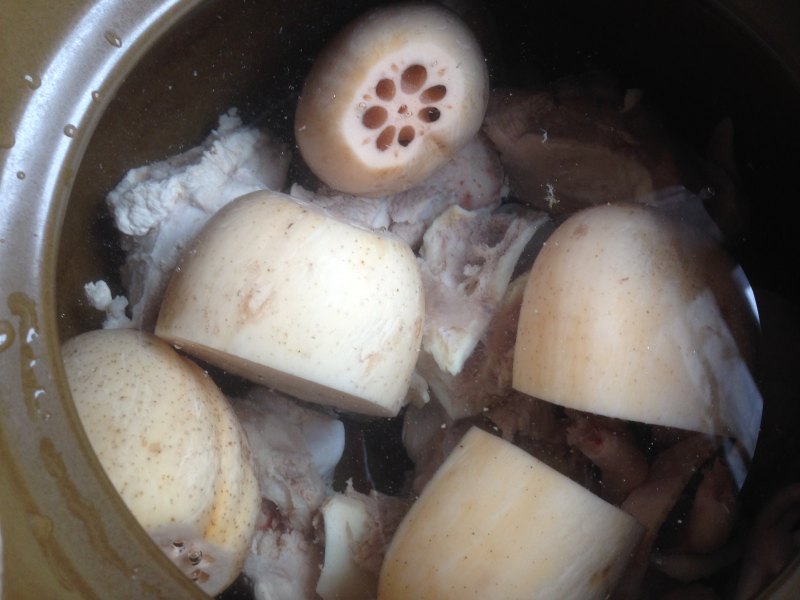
56,1,800,598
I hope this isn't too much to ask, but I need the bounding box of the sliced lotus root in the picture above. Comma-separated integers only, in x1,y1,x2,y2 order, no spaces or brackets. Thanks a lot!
295,4,489,197
61,329,261,596
155,190,425,417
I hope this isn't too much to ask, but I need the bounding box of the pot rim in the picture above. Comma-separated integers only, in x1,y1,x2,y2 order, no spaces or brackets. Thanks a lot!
1,0,799,598
1,1,208,597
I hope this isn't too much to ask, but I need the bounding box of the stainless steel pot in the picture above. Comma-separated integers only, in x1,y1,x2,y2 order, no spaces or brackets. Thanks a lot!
2,1,799,598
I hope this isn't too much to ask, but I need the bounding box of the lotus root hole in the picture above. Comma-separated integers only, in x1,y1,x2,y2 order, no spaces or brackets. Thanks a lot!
420,85,447,103
376,126,396,151
419,106,441,123
401,65,427,93
376,78,396,100
191,570,210,584
363,106,388,129
398,126,415,147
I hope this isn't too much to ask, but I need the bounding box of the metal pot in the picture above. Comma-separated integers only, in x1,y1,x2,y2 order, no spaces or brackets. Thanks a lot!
1,0,799,598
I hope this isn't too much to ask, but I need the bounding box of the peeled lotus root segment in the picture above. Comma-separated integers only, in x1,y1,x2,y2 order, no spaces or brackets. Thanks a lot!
295,3,489,196
512,203,762,456
378,427,644,599
61,329,260,596
155,190,425,417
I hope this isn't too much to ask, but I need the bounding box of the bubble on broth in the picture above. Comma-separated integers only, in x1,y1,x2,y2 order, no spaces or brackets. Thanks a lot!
104,30,122,48
23,73,42,90
0,129,14,149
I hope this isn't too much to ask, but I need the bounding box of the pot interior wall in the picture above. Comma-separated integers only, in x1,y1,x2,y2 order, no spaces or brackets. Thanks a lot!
55,0,800,597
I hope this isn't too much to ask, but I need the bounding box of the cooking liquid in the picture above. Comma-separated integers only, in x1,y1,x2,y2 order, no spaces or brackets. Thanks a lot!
56,2,796,598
